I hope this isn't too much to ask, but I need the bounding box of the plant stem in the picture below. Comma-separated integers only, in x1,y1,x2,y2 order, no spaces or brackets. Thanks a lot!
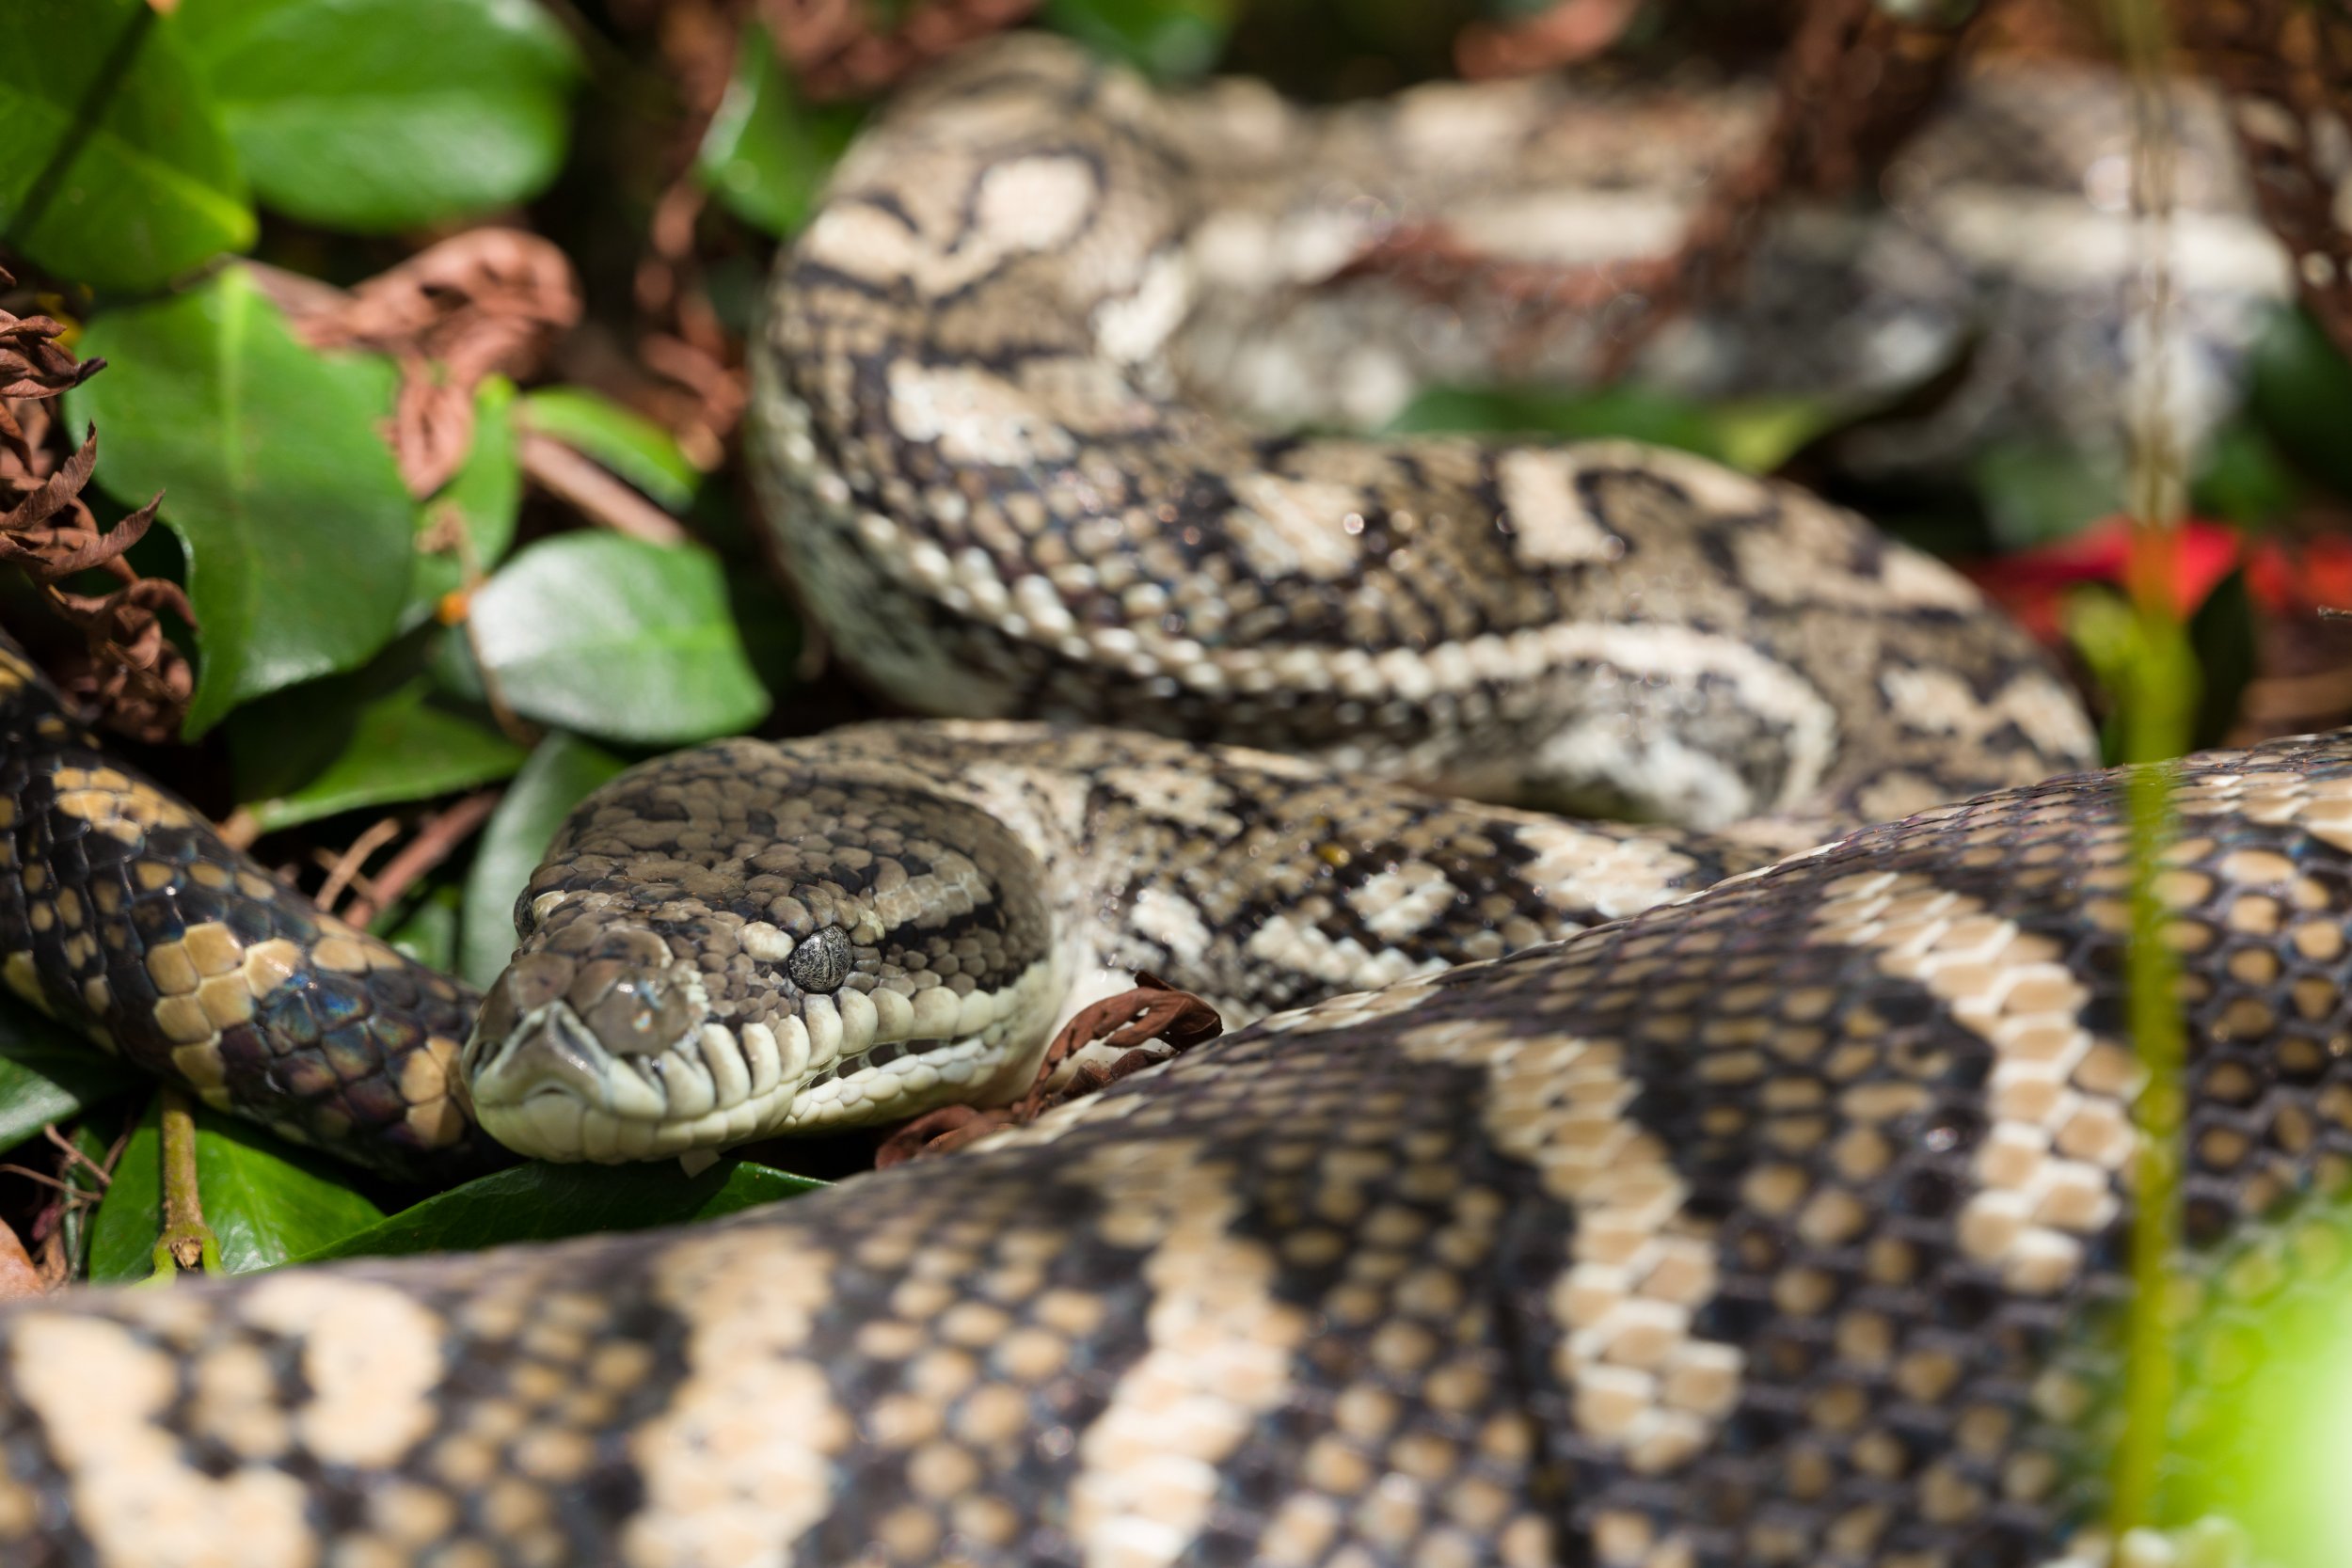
147,1086,220,1280
2106,0,2193,1535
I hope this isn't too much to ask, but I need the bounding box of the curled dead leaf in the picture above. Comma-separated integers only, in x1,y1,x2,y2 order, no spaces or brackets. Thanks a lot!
0,277,194,742
261,230,583,496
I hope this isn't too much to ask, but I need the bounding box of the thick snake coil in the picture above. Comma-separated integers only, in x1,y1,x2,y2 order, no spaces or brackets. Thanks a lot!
0,32,2334,1568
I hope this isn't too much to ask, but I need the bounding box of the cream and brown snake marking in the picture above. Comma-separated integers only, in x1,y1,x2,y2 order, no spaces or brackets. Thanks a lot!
0,29,2337,1568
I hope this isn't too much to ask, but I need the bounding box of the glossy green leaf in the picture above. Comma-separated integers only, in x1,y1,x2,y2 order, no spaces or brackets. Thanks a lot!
0,0,254,292
408,375,524,629
177,0,580,232
291,1156,824,1262
0,1000,141,1153
470,533,771,746
90,1097,385,1282
1044,0,1233,78
694,24,864,238
460,732,625,987
70,268,417,736
518,388,702,513
234,675,526,832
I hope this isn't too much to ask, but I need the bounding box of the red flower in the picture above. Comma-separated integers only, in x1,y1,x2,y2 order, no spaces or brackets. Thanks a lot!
1964,516,2243,644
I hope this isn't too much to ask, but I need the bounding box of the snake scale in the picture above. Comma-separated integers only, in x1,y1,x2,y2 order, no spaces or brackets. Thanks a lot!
0,28,2336,1568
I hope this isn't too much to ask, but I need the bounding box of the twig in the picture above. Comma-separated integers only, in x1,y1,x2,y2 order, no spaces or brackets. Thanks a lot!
519,432,690,544
214,806,261,853
36,1115,131,1288
0,1164,102,1198
147,1085,221,1279
340,789,502,929
314,816,402,915
1596,0,1978,378
42,1123,112,1188
262,235,583,497
876,974,1222,1166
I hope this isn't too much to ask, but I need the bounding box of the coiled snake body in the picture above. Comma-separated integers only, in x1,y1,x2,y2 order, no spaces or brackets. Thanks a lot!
0,33,2334,1568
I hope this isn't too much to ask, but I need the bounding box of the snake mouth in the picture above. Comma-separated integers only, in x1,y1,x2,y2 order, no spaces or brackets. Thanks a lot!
461,987,1059,1163
463,996,791,1163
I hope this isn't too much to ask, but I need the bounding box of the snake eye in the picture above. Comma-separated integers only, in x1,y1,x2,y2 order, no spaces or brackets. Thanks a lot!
787,927,852,993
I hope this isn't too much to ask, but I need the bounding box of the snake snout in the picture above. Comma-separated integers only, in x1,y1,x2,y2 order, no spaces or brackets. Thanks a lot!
462,925,731,1161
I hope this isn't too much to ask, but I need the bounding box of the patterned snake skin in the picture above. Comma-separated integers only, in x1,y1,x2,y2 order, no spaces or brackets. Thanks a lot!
0,29,2336,1568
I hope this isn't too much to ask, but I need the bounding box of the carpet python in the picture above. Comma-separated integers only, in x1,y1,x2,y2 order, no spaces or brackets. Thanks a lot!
0,28,2338,1568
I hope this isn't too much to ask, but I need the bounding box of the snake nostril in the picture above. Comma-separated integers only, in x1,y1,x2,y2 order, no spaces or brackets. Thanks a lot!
559,953,701,1057
565,958,630,1013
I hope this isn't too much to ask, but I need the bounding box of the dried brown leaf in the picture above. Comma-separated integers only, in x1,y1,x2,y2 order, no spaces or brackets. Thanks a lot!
1456,0,1645,79
271,232,583,496
0,1225,43,1302
759,0,1039,102
0,298,196,743
0,271,101,402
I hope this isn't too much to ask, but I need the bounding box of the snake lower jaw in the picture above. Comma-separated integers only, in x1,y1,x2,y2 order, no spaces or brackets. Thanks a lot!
462,992,1054,1162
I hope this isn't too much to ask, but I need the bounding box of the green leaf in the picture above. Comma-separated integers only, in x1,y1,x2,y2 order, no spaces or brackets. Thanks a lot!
2248,305,2352,499
1043,0,1234,78
1386,384,1727,461
694,24,865,238
69,268,418,736
2188,567,2256,753
0,1001,141,1153
60,1121,117,1282
470,533,771,746
0,0,255,292
291,1156,824,1263
518,388,702,513
1969,438,2123,551
408,375,524,628
460,732,625,987
176,0,580,233
2153,1199,2352,1568
89,1097,385,1281
1709,396,1844,475
382,883,461,969
2193,419,2300,532
233,674,526,832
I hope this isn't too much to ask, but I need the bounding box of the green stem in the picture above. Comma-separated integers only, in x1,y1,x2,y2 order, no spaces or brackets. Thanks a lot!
145,1086,220,1281
2103,0,2192,1534
2111,700,2188,1528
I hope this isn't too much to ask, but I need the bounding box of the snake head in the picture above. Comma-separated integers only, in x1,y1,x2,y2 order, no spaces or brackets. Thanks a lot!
458,739,1068,1163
